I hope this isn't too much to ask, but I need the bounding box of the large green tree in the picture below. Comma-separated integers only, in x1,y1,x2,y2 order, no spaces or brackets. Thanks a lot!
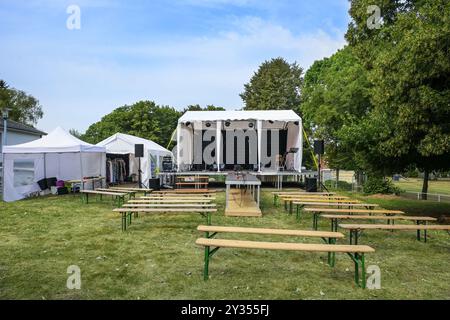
81,101,181,147
301,46,372,175
240,58,303,112
0,80,43,125
346,0,450,196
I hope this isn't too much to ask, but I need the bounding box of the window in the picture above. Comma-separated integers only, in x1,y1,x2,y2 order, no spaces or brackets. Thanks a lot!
13,159,35,187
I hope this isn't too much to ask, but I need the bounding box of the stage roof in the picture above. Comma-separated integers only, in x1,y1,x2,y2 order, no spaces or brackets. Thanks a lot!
178,110,301,123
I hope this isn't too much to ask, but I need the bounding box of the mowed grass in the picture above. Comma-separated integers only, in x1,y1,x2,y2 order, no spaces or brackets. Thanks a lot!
0,190,449,300
393,178,450,194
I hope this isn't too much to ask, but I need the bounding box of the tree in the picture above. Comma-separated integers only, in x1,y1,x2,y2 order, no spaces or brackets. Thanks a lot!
69,129,82,139
346,0,450,197
182,105,226,113
0,80,44,125
81,101,181,147
240,58,303,112
301,46,372,176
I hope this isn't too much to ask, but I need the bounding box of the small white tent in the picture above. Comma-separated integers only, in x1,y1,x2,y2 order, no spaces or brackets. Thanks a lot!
2,127,106,202
96,133,172,187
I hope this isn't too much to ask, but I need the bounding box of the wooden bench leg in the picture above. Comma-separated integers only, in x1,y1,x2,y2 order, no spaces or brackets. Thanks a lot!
203,245,220,281
327,237,336,267
348,253,366,289
289,201,293,215
203,246,210,281
121,213,127,231
349,229,360,245
284,200,288,211
296,204,301,221
313,213,319,230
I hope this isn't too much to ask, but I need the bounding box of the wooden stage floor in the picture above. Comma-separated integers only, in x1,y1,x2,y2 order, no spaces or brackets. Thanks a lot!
225,188,262,217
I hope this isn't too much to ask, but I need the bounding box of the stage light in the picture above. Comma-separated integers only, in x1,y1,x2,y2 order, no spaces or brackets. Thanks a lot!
269,120,274,124
185,121,191,127
205,122,211,128
225,121,231,127
248,122,254,128
294,121,299,126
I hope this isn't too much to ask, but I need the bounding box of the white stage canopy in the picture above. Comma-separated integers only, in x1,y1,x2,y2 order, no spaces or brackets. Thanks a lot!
2,127,106,202
176,110,303,172
96,133,173,185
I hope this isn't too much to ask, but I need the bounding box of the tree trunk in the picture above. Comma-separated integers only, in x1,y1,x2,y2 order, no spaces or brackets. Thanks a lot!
421,169,429,200
336,168,340,189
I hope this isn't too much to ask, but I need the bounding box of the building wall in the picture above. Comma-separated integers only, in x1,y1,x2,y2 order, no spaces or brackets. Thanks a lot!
1,130,42,163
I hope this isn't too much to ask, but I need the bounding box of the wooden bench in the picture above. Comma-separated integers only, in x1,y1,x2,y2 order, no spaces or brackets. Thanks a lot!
154,189,216,194
151,192,215,198
139,196,216,201
113,207,217,231
292,202,379,219
339,223,450,244
80,190,127,206
123,203,216,208
273,192,339,206
272,191,335,205
129,199,213,203
96,188,136,199
303,208,405,230
109,187,153,195
281,197,360,214
321,214,437,232
195,226,374,288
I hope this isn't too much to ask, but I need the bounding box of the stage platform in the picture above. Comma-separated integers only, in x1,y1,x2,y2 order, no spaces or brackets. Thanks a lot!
225,173,262,217
160,170,317,190
225,189,262,217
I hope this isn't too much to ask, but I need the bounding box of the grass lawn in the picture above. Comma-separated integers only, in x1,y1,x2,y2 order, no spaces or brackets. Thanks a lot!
0,190,449,300
393,178,450,194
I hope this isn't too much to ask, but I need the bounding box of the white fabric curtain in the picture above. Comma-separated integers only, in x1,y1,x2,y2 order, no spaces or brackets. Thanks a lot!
3,153,45,202
257,120,262,172
286,121,303,171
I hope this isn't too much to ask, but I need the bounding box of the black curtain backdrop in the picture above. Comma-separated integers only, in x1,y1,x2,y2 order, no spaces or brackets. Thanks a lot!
194,130,287,170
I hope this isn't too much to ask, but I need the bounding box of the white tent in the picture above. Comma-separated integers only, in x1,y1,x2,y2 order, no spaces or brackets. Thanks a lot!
96,133,172,186
176,110,303,172
2,127,106,202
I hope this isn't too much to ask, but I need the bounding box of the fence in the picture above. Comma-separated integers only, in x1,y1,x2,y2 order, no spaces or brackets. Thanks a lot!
400,191,450,203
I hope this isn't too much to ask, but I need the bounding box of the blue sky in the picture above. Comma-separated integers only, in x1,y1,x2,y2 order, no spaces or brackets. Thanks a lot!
0,0,350,133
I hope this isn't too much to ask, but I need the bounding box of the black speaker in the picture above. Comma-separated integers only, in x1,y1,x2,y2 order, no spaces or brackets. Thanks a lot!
135,144,144,158
162,156,173,172
305,177,318,192
314,140,324,155
148,178,160,190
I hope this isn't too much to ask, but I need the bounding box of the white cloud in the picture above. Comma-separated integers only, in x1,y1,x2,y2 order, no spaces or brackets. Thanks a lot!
1,16,346,132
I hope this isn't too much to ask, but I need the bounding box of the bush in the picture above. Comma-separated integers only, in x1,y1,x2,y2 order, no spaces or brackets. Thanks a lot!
324,180,353,191
363,177,402,195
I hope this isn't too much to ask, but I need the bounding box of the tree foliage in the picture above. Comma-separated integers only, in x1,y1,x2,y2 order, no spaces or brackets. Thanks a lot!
240,58,303,112
301,46,372,171
81,102,227,147
81,101,181,147
0,80,44,125
345,0,450,193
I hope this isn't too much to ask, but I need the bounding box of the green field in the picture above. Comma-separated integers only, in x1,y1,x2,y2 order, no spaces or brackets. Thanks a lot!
0,190,449,300
393,178,450,194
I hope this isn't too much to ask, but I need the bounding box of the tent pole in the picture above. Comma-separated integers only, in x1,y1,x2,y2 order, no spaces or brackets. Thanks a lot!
176,123,181,172
216,120,221,172
257,120,262,173
79,152,84,191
